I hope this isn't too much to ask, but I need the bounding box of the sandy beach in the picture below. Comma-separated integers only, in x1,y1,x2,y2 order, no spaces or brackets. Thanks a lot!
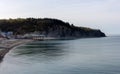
0,39,33,60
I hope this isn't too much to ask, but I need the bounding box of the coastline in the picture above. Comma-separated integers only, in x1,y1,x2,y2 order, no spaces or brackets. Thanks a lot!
0,36,106,61
0,39,33,60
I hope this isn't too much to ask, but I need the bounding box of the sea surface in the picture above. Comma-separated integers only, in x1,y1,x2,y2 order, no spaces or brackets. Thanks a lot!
0,36,120,74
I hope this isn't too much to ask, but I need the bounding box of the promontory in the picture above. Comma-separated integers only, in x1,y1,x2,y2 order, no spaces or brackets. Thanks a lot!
0,18,106,39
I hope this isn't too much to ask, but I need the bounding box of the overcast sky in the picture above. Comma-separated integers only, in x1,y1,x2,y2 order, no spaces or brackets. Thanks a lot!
0,0,120,35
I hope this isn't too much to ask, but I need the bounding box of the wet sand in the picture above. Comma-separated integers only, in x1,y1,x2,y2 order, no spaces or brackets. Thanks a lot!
0,39,33,60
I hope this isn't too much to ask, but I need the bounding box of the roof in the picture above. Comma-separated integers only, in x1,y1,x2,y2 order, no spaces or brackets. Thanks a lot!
23,34,45,37
0,34,5,38
0,33,5,38
31,34,45,37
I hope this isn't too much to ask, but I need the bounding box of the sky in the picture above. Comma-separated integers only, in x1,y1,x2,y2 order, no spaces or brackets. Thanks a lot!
0,0,120,35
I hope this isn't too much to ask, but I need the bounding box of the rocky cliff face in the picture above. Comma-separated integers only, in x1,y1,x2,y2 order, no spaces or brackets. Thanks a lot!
0,18,106,38
38,25,106,38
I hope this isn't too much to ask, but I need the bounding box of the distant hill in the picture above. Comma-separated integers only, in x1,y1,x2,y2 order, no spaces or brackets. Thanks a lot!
0,18,106,39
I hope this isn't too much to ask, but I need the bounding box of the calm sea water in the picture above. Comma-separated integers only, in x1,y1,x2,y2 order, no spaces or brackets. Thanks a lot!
0,36,120,74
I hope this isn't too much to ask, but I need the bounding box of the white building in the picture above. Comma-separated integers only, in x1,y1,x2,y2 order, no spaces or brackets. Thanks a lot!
23,33,45,40
0,30,5,39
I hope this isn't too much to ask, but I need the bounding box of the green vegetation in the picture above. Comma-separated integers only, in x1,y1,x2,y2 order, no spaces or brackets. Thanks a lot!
0,18,106,38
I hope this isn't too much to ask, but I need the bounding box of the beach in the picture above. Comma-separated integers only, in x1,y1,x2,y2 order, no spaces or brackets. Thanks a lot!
0,39,33,60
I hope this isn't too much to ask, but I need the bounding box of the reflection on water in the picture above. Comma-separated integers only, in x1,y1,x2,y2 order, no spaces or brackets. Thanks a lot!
11,40,67,62
1,36,120,74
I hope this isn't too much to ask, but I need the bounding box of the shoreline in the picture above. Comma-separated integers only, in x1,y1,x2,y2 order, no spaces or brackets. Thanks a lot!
0,39,33,60
0,36,106,60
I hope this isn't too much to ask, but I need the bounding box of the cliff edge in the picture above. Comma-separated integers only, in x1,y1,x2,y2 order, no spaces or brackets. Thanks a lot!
0,18,106,39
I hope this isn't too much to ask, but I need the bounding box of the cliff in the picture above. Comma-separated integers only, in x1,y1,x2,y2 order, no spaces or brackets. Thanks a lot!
0,18,106,38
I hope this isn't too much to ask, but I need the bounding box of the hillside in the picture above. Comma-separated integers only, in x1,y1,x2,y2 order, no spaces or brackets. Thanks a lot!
0,18,106,38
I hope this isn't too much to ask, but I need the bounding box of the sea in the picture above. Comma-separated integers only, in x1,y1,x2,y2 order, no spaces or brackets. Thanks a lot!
0,36,120,74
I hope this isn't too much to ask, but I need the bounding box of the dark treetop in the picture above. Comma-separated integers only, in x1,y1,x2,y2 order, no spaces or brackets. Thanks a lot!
0,18,106,38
